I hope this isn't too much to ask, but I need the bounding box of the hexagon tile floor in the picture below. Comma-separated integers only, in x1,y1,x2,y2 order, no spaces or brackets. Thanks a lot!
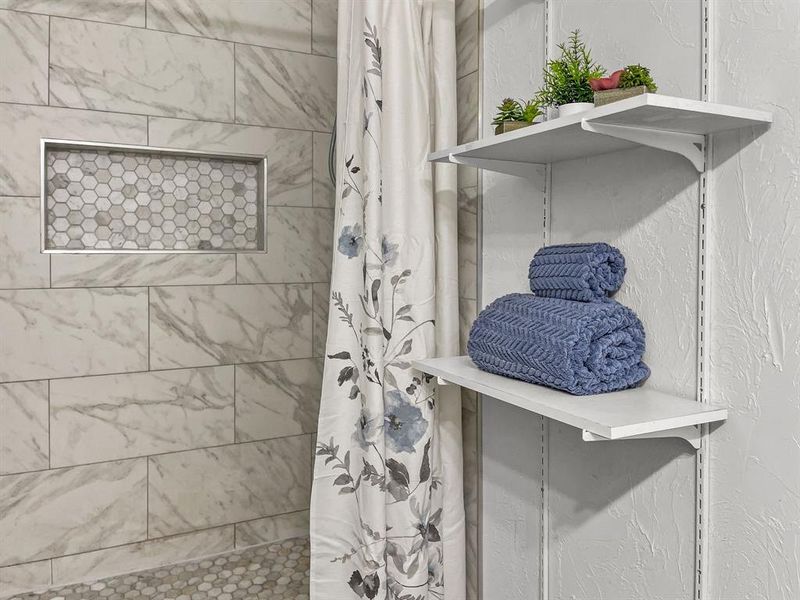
45,147,264,252
6,538,309,600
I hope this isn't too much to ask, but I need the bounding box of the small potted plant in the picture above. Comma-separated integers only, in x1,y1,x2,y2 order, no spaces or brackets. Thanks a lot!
492,97,543,135
591,64,658,106
536,30,605,117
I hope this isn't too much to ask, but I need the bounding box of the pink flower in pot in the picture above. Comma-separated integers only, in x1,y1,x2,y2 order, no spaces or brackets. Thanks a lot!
590,69,624,91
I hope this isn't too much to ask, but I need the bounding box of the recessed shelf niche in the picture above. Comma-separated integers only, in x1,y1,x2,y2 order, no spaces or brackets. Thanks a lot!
41,139,267,253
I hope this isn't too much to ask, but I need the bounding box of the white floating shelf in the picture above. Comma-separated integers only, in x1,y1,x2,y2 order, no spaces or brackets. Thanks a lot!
431,94,772,174
414,356,727,449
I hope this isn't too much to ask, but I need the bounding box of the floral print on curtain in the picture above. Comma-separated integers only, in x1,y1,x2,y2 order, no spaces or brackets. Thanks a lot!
311,4,461,598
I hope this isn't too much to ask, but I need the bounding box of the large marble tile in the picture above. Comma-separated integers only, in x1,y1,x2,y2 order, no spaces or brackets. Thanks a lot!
311,282,330,358
50,366,234,467
456,0,479,79
457,72,479,145
51,254,235,288
311,0,337,57
237,207,333,284
458,185,478,215
147,0,311,53
148,436,312,537
0,197,49,289
0,0,145,26
462,405,479,600
459,297,476,355
0,288,148,383
0,103,146,197
149,118,312,207
0,560,51,598
0,458,147,565
235,510,309,548
236,44,336,131
49,18,234,121
149,283,312,369
235,359,321,442
312,132,335,208
458,209,478,300
51,526,234,586
0,10,48,104
0,381,48,475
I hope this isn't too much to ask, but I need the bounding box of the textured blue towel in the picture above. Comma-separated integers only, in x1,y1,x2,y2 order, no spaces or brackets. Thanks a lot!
529,242,626,302
468,294,650,395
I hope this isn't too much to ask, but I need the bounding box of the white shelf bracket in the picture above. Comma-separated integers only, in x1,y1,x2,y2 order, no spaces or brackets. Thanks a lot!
448,153,542,178
581,120,706,172
582,425,702,450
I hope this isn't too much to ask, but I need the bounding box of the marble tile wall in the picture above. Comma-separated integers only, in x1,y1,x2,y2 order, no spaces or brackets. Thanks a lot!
0,1,335,595
455,0,481,599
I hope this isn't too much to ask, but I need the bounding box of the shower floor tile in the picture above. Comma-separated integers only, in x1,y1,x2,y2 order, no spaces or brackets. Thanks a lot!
7,537,309,600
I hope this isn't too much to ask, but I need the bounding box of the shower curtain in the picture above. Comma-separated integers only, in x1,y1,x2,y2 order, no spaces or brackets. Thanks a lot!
310,1,465,599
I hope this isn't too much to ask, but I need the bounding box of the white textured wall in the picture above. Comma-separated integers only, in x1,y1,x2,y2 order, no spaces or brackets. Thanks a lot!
708,1,800,598
480,0,799,598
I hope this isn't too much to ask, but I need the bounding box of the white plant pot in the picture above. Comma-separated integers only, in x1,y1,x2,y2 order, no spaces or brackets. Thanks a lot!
557,102,594,117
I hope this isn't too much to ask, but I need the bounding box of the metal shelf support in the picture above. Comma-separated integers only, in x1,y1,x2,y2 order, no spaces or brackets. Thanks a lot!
582,425,702,450
581,120,706,172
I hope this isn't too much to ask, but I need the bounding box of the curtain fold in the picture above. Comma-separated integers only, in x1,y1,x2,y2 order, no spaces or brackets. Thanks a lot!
310,1,465,598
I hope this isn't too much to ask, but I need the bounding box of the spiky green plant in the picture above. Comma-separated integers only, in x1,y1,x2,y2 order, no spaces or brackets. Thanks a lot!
492,98,524,125
536,30,605,106
618,64,657,92
520,98,543,122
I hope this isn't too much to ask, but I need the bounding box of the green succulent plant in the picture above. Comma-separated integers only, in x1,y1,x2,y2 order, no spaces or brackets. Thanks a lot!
520,98,543,122
619,64,657,92
536,30,605,107
492,98,524,125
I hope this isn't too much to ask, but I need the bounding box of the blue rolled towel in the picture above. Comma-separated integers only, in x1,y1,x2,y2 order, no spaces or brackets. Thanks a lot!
468,294,650,395
528,242,626,302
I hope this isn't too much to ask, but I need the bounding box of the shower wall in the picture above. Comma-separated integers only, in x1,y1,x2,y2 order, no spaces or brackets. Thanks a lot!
0,1,336,595
455,0,480,598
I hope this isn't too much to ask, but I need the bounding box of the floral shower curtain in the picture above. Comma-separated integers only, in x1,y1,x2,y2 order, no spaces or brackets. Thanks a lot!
310,1,465,599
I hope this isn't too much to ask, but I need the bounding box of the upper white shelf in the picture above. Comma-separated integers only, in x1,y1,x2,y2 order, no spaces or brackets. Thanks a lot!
414,356,727,449
431,94,772,174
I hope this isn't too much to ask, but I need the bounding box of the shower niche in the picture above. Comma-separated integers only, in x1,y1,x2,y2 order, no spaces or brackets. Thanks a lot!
41,139,267,253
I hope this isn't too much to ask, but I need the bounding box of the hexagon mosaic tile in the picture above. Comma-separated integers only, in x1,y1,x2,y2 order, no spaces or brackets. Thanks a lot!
7,537,309,600
45,145,265,252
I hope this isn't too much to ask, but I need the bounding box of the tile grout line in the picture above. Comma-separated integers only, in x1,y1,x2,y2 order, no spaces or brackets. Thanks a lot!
46,16,51,108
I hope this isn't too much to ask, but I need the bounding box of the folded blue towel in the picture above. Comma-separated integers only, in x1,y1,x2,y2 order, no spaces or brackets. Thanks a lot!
468,294,650,395
529,242,626,302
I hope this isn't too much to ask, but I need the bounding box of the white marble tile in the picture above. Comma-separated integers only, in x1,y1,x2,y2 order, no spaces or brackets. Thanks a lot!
458,185,478,215
235,510,309,548
236,44,336,131
311,0,337,57
147,0,311,53
312,132,335,208
0,560,51,598
149,284,312,369
458,164,478,190
456,0,479,79
311,282,329,358
148,117,312,207
49,18,234,121
148,436,311,537
0,9,48,104
237,207,332,284
51,526,234,586
0,0,145,26
458,297,476,356
462,405,479,600
235,359,321,442
458,209,477,300
0,197,50,289
51,254,236,288
457,72,479,145
0,458,147,565
0,381,48,475
50,366,234,467
0,103,147,197
0,287,148,383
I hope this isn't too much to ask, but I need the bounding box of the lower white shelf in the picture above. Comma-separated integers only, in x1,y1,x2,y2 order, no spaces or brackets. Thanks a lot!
414,356,727,449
